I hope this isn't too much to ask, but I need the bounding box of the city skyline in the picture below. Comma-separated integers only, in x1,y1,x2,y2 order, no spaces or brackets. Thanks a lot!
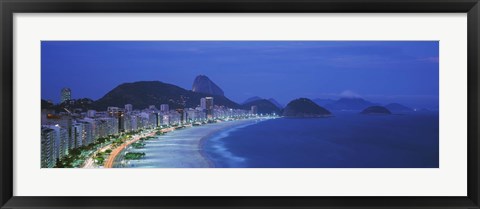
41,41,439,169
42,91,258,168
42,41,439,109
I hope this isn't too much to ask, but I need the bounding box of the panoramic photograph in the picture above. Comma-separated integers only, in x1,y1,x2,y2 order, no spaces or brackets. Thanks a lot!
41,41,439,168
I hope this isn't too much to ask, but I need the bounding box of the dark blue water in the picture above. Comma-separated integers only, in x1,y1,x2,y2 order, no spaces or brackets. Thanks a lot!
203,112,439,168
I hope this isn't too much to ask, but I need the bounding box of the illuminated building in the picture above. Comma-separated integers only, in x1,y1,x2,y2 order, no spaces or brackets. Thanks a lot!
107,107,124,133
200,98,206,110
149,105,156,110
205,97,214,119
60,88,71,103
160,104,169,112
124,104,133,113
41,127,56,168
251,105,258,115
71,122,84,148
87,110,96,118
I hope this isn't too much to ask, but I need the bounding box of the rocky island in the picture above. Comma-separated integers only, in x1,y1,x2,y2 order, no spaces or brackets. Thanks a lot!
283,98,332,117
360,106,392,115
385,103,413,113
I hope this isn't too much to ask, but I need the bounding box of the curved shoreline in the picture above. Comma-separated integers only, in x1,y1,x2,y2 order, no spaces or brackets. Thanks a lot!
198,120,268,168
198,119,268,168
198,130,221,168
114,118,273,168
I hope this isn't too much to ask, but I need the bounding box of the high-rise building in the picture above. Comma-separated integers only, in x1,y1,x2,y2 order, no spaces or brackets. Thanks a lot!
205,97,214,119
83,121,94,145
149,105,157,111
124,104,133,113
71,122,84,148
41,127,56,168
138,112,155,129
251,105,258,115
86,110,97,118
49,124,69,160
79,119,95,145
136,114,146,130
123,114,132,132
107,106,120,115
107,107,124,132
106,117,119,136
175,109,185,124
160,104,169,112
60,88,71,103
169,110,181,125
153,113,159,127
200,98,206,110
159,113,169,126
95,119,108,139
130,115,139,130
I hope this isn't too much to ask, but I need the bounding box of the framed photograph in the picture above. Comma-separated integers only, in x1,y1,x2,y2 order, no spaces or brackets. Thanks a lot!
1,0,479,208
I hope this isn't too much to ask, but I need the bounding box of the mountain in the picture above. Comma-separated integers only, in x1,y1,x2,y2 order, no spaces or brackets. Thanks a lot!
93,81,240,111
243,96,263,104
361,106,391,115
242,99,282,115
385,103,413,113
42,98,95,113
192,75,225,96
268,98,283,109
324,97,377,111
242,97,283,109
313,98,336,106
283,98,331,117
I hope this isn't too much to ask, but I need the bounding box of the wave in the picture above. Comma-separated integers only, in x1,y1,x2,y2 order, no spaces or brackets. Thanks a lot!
201,121,262,168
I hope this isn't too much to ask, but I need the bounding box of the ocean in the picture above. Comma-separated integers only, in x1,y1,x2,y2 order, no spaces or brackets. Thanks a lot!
203,112,439,168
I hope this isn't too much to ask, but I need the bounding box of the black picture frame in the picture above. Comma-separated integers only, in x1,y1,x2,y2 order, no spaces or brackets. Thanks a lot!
1,0,479,208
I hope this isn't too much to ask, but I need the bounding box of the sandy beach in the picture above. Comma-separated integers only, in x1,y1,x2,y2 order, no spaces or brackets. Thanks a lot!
112,118,268,168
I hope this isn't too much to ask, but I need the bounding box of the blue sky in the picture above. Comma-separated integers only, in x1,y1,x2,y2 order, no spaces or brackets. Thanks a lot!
41,41,439,109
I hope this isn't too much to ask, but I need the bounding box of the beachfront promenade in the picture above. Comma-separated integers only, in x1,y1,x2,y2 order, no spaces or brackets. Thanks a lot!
104,132,155,168
82,128,176,168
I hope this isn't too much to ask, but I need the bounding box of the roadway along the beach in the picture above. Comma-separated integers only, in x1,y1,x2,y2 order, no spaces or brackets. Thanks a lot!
82,144,116,168
104,131,156,168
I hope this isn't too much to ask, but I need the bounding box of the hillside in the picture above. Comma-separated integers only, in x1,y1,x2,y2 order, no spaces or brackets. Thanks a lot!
242,99,282,115
93,81,240,111
283,98,331,117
